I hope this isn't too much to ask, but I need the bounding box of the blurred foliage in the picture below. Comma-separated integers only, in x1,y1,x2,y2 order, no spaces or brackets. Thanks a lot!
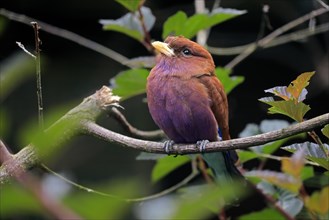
1,0,328,219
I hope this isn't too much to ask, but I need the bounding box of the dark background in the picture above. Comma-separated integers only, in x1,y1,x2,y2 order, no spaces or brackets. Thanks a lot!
1,0,328,219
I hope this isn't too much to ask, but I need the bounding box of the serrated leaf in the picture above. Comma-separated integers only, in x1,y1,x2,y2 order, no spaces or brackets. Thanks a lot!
304,186,329,215
151,156,191,183
239,208,284,220
286,71,315,103
245,170,301,193
283,142,329,170
162,9,246,39
259,98,310,122
281,149,305,178
115,0,143,12
322,124,329,139
110,68,148,100
277,188,304,217
100,7,155,42
215,67,244,94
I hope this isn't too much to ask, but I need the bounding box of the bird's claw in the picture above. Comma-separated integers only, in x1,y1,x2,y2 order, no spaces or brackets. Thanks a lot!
163,140,175,155
196,140,210,153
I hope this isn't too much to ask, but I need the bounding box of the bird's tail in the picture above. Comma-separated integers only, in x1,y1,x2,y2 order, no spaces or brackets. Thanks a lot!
202,151,242,183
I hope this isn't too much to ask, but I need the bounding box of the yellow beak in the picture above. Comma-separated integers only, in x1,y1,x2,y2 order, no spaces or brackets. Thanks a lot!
152,41,175,57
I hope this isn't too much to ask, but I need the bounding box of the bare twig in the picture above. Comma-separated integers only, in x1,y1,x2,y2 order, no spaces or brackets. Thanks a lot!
194,0,208,46
316,0,329,9
0,8,132,67
31,22,44,129
15,41,36,58
225,7,329,69
110,107,165,139
207,22,329,55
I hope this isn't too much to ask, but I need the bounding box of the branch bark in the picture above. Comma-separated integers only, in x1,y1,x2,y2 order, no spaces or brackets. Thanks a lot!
1,85,328,184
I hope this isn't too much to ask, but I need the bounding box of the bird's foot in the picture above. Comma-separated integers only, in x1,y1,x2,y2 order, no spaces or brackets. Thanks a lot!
196,140,210,153
163,140,175,155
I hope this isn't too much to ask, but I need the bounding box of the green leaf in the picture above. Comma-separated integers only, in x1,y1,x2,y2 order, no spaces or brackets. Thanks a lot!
162,11,187,39
111,68,149,100
0,184,42,217
99,7,155,42
283,142,329,170
215,67,244,94
64,180,137,219
173,182,247,219
322,124,329,139
239,208,284,220
237,150,259,163
115,0,143,12
300,166,314,181
259,98,310,122
245,170,301,193
305,186,329,215
162,9,246,39
151,155,190,183
18,103,80,159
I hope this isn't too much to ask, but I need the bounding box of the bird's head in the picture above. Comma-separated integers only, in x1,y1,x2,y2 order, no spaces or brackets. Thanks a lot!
151,36,215,77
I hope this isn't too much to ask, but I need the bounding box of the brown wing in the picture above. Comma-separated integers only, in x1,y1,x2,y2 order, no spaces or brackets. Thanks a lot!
197,74,230,141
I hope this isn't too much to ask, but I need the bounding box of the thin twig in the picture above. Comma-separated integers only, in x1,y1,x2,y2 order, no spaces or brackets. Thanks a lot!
31,22,44,129
110,107,165,139
194,0,208,46
137,6,153,52
316,0,329,9
0,8,132,67
41,160,199,202
15,41,36,58
225,7,329,69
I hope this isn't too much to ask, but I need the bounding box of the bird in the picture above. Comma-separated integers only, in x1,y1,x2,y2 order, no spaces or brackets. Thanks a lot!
146,35,241,183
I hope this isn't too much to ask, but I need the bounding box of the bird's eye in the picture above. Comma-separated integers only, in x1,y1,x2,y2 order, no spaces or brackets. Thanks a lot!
182,48,192,56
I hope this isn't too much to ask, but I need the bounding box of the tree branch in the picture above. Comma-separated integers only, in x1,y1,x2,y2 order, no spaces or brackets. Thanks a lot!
1,85,328,184
0,8,133,68
225,7,329,69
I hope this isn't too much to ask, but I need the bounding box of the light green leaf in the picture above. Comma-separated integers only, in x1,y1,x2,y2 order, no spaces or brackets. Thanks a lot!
300,166,314,181
0,184,42,217
259,98,310,122
151,155,190,183
115,0,143,12
215,67,244,94
322,124,329,139
237,150,258,163
111,68,149,100
173,182,246,219
282,142,329,170
305,186,329,215
239,208,284,220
